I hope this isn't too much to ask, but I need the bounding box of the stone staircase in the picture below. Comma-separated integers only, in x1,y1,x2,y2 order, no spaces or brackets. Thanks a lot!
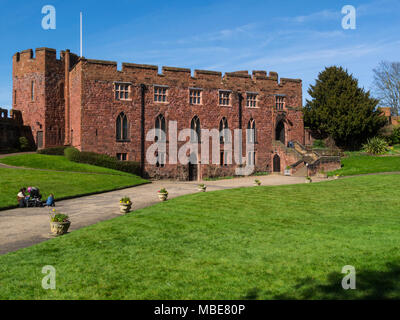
273,140,341,177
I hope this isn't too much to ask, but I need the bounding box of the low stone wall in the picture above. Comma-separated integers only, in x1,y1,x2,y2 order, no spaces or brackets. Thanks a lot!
0,108,34,151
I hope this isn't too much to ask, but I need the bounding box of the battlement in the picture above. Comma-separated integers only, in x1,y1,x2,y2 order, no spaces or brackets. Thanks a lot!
13,47,58,63
0,108,23,125
81,57,300,86
13,48,302,88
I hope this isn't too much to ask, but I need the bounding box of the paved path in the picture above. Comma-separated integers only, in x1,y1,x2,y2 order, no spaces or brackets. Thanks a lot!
0,174,312,255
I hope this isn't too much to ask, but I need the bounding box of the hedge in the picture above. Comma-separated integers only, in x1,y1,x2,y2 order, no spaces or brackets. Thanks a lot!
37,146,69,155
64,147,141,176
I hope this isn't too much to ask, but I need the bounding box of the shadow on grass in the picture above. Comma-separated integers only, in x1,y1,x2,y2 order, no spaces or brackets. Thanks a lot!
243,262,400,300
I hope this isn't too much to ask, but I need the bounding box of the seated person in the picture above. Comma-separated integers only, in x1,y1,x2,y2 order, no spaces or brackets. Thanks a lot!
45,194,55,207
17,188,27,208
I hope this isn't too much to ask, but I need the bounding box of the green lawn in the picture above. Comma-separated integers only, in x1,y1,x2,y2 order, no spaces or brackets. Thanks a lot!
0,168,148,209
1,175,399,299
329,152,400,176
0,154,132,176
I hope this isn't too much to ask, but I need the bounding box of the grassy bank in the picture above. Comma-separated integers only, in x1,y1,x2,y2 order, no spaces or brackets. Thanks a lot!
1,175,399,299
0,154,132,176
329,152,400,176
0,168,147,209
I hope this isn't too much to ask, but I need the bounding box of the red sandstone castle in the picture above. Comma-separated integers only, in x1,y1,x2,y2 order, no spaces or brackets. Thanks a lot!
12,47,338,180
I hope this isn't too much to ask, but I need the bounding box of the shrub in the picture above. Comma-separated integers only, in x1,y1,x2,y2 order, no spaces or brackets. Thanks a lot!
363,137,389,155
64,147,141,176
379,125,400,145
64,147,80,160
19,137,30,151
38,146,68,155
390,126,400,145
313,139,326,148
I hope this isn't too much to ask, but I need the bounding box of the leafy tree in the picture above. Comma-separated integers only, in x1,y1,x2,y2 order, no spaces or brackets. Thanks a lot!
304,66,386,149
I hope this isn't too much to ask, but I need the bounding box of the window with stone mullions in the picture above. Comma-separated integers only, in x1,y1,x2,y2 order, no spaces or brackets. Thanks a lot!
219,91,230,106
154,87,167,102
247,93,257,108
276,96,285,110
115,83,130,100
190,89,201,105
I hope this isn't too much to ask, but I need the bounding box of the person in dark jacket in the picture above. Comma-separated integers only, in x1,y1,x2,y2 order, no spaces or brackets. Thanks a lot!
17,188,27,208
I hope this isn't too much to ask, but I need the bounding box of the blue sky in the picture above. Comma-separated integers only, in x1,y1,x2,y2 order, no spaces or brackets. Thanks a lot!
1,0,400,110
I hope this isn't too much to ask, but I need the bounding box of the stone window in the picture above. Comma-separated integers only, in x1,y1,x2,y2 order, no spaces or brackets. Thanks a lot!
247,152,256,166
60,83,64,99
14,90,17,105
190,89,202,105
155,114,166,142
116,112,129,141
246,93,257,108
114,83,131,101
247,119,256,143
191,116,201,143
219,117,229,144
117,153,127,161
31,81,35,101
220,151,229,166
154,86,168,103
219,90,231,106
275,95,285,110
155,151,166,168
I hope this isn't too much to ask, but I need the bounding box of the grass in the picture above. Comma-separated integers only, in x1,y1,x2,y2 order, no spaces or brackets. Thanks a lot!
1,175,400,299
328,151,400,176
0,168,148,209
203,175,237,181
0,154,132,176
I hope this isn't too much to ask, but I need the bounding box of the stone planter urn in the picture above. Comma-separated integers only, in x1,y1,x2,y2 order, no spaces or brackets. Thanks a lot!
50,221,71,235
305,178,312,184
284,169,291,176
158,192,168,201
198,185,207,192
254,180,261,186
334,175,340,180
119,202,132,214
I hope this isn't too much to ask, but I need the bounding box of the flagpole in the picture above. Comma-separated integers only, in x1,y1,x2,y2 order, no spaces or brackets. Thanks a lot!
80,12,83,57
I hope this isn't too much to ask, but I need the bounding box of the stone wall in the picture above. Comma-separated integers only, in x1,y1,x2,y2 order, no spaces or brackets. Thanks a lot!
0,108,33,151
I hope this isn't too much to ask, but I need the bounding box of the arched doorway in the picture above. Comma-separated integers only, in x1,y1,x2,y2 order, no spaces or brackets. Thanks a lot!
188,153,198,181
273,154,281,173
275,120,285,145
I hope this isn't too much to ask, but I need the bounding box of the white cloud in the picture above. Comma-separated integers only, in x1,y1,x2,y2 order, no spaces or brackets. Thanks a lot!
280,9,341,24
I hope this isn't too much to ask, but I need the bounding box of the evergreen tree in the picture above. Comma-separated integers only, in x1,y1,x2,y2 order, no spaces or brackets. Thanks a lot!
304,66,386,149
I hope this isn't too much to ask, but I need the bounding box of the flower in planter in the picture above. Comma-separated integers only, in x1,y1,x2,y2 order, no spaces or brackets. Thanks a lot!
49,209,71,235
49,209,70,223
120,196,131,204
254,179,261,186
158,188,168,195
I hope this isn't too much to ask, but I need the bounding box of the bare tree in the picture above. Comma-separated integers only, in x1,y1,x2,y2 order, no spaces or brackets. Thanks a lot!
372,61,400,115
